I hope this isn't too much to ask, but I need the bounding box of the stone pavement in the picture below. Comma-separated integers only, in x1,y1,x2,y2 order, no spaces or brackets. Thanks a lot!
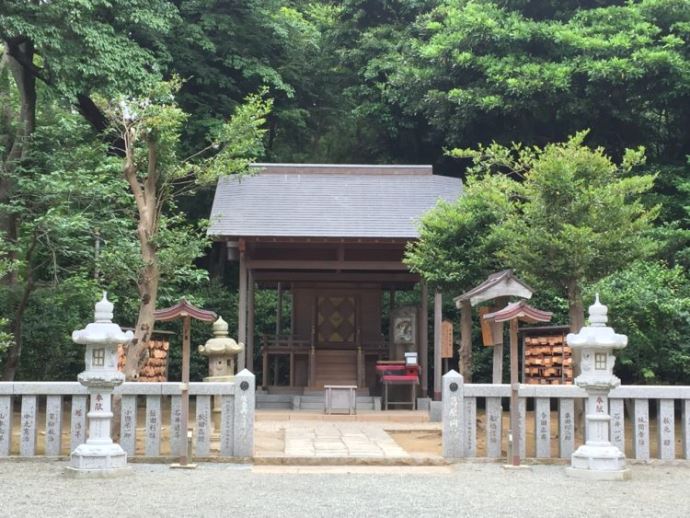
255,413,440,460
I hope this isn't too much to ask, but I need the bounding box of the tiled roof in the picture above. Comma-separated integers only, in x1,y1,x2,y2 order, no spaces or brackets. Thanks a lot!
207,164,462,239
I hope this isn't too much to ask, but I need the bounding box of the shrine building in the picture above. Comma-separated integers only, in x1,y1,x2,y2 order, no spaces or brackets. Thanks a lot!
207,163,462,399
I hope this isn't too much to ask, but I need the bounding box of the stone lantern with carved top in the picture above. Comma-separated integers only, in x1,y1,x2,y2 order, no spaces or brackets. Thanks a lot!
66,292,133,477
566,294,630,480
198,316,244,429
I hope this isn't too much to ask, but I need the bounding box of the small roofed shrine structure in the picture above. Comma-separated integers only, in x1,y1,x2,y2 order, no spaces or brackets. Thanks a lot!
484,300,552,467
154,299,216,467
453,270,534,383
207,163,462,399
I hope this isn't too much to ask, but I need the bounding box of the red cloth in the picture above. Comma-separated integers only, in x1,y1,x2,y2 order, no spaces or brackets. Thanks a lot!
382,374,419,384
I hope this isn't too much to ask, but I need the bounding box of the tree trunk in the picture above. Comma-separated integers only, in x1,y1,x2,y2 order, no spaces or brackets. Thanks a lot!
122,219,160,381
567,279,586,436
121,136,161,381
1,279,32,380
0,42,37,380
566,280,585,334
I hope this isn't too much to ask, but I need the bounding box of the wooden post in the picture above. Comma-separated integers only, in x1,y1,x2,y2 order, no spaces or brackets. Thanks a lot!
247,269,255,373
510,318,520,466
262,345,269,389
459,300,472,382
309,346,316,388
357,346,365,388
433,289,442,400
237,241,247,371
276,282,282,339
180,315,191,466
492,296,507,384
419,280,429,397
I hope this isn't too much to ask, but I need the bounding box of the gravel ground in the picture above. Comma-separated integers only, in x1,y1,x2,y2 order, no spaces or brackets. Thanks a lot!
0,461,689,518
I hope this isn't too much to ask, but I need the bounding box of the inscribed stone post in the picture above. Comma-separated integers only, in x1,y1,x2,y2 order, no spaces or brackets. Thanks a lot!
485,397,502,458
20,396,37,457
233,369,255,457
609,399,625,453
145,396,162,457
195,396,212,456
45,396,63,456
70,395,87,451
0,395,11,456
658,399,675,460
120,395,137,456
220,395,235,456
633,399,650,461
442,370,464,459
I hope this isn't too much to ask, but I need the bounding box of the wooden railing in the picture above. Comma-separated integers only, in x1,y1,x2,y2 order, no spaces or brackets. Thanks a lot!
0,373,255,459
260,334,389,388
443,376,690,461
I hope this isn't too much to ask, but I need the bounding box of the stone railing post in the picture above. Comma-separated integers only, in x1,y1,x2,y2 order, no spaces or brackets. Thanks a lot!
442,370,465,459
233,369,255,457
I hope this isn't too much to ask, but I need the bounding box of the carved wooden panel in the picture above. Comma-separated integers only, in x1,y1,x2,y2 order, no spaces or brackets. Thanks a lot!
317,296,356,344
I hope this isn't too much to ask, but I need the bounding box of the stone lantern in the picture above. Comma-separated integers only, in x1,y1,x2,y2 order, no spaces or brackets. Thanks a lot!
66,292,133,477
566,294,630,480
198,316,244,429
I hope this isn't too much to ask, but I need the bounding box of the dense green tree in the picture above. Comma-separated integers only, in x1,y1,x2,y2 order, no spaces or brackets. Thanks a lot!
0,102,137,379
103,82,271,379
385,0,690,162
587,261,690,384
404,173,513,290
460,133,659,330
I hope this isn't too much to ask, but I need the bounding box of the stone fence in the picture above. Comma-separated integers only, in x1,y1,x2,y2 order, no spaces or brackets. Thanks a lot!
0,371,254,459
442,371,690,461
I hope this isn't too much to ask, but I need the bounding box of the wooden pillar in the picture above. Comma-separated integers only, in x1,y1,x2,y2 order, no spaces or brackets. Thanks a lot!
309,346,316,388
492,297,507,384
433,289,442,400
419,280,429,397
459,300,472,382
276,282,282,339
510,318,521,466
179,316,191,466
247,269,255,373
237,240,247,370
262,346,268,389
357,346,364,388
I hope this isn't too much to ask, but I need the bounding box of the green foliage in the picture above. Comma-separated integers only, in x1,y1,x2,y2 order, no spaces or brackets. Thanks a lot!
588,261,690,384
408,133,659,327
0,0,178,97
385,0,690,161
405,173,514,290
486,133,659,291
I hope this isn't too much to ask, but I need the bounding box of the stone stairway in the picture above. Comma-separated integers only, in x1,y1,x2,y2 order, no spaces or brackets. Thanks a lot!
256,390,380,411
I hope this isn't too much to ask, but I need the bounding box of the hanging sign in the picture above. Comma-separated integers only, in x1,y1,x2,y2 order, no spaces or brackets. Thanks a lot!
441,320,454,358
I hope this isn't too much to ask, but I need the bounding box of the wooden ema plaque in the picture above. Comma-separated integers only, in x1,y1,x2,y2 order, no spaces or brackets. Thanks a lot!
441,320,454,358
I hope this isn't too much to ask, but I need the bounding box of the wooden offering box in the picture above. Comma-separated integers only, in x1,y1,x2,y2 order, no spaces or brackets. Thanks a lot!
522,327,573,385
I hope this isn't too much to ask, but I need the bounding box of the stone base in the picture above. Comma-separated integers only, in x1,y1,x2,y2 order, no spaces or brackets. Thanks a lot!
65,465,131,478
567,443,630,480
429,401,442,422
170,463,198,470
68,442,128,475
565,466,631,481
571,443,627,471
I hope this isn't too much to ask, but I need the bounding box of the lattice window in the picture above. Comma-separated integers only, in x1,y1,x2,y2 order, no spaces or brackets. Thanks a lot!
317,296,355,343
92,348,105,367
